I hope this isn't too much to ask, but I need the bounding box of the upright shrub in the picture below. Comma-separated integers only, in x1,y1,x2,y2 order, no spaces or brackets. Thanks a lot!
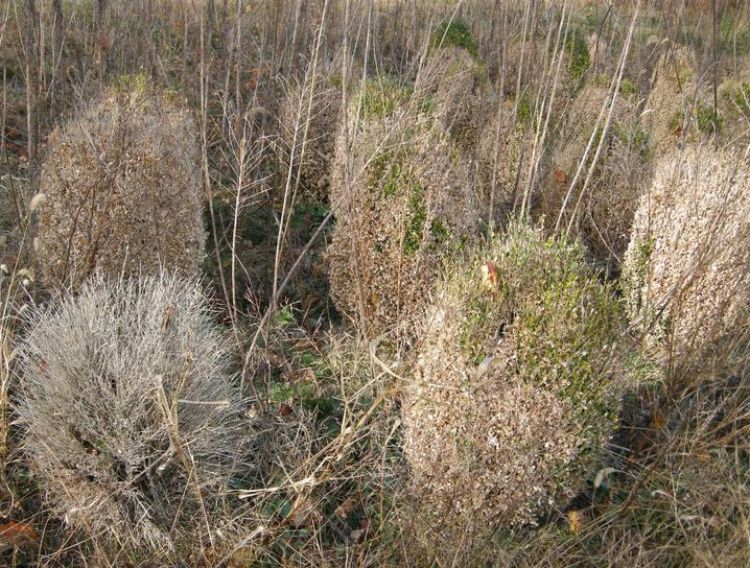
565,27,592,83
279,76,342,201
623,145,750,359
424,17,488,153
476,101,539,228
403,223,623,553
16,275,246,555
544,84,651,264
643,46,723,157
35,85,205,289
421,46,490,154
328,79,478,338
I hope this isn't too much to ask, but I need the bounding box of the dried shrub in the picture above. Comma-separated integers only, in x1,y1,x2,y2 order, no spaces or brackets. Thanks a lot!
622,145,750,360
476,101,539,228
328,79,478,337
403,222,623,554
421,46,490,154
15,275,248,556
643,46,724,156
718,78,750,146
544,84,651,264
35,84,205,289
424,19,488,153
279,76,342,201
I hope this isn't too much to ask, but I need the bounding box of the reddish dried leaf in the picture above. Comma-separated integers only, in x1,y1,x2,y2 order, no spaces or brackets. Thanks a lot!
481,261,499,289
278,403,294,417
0,521,39,545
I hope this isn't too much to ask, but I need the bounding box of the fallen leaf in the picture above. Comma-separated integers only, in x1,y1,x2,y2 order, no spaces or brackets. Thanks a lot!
480,261,499,289
554,169,568,185
567,510,585,535
0,521,39,545
335,497,357,520
278,403,294,417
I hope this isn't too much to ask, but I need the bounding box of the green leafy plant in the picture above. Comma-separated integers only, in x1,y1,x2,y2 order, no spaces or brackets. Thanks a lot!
431,18,479,58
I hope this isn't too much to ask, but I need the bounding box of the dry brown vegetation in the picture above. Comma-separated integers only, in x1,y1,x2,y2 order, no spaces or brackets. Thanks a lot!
0,0,750,566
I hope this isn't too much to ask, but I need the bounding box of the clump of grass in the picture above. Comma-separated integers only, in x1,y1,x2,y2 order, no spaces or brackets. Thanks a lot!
402,221,625,562
356,77,414,120
695,100,724,134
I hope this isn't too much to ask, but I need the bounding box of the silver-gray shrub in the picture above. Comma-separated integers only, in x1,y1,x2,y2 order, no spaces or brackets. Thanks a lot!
15,274,247,553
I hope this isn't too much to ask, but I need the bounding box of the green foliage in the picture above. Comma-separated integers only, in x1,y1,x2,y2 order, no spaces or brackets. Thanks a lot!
719,13,750,55
370,149,407,197
619,77,637,98
458,285,506,365
429,219,451,246
431,18,479,58
723,81,750,117
403,182,426,256
114,72,152,94
565,28,591,81
514,249,619,415
695,101,724,134
367,147,433,256
274,305,297,327
516,93,533,127
357,78,412,119
611,122,652,161
456,223,622,420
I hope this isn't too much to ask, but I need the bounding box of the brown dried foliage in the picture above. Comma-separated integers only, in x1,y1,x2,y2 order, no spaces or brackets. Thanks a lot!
328,91,478,338
623,145,750,359
35,86,206,289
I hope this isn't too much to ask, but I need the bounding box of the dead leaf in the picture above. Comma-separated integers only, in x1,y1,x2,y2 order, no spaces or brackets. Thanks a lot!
278,403,294,417
161,305,178,333
554,169,568,185
0,521,39,545
567,510,585,535
480,261,499,289
335,497,357,520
